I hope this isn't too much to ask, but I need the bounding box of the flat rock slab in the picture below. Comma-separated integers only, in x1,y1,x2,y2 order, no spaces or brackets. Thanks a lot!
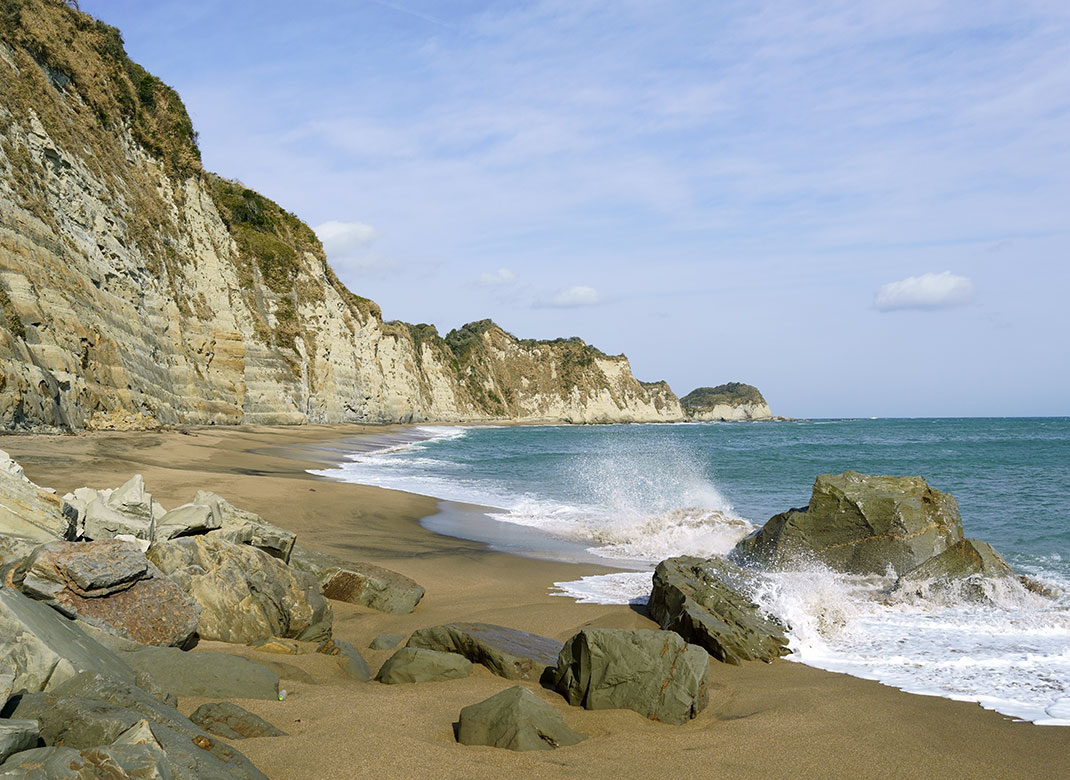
458,686,585,751
121,646,280,700
0,720,40,764
554,628,711,725
649,556,789,664
0,467,76,543
14,539,200,648
375,647,473,685
407,622,562,681
0,744,169,780
190,702,287,739
289,545,424,614
0,587,135,694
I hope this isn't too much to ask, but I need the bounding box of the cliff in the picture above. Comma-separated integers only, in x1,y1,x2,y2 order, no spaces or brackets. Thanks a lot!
0,0,684,429
680,383,772,421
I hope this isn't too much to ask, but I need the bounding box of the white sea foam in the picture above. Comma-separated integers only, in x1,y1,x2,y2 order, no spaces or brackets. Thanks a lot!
550,572,653,605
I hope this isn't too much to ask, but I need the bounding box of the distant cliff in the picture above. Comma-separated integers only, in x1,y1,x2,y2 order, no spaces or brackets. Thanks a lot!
680,383,772,421
0,0,691,430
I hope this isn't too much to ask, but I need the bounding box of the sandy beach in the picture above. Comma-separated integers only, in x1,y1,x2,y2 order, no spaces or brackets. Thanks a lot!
3,424,1067,780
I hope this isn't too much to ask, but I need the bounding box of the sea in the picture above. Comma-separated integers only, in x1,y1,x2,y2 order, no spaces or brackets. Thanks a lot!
311,418,1070,726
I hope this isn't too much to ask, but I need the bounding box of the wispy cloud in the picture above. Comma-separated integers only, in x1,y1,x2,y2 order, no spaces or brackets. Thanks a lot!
875,271,975,311
478,267,516,287
540,285,602,308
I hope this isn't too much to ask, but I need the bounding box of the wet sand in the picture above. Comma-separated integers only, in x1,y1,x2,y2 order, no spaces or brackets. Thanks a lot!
3,424,1068,780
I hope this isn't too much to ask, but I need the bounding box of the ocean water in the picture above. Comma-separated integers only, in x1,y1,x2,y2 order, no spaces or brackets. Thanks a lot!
312,418,1070,726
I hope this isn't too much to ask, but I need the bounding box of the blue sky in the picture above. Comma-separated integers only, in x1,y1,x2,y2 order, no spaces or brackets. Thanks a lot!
80,0,1070,417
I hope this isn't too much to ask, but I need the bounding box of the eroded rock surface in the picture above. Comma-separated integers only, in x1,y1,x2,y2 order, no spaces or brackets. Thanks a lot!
457,686,585,751
189,702,287,740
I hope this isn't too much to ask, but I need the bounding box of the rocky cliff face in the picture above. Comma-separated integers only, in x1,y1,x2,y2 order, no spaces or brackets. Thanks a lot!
0,0,688,430
680,383,772,421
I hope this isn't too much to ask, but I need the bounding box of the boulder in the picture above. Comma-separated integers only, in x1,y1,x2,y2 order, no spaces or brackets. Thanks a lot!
0,744,170,779
248,638,305,655
648,556,789,664
316,639,370,681
9,671,268,780
289,545,424,613
189,702,287,740
406,623,562,681
154,503,219,541
369,633,404,651
457,686,585,751
0,721,39,764
553,628,710,725
0,463,76,543
13,540,200,648
893,538,1018,605
375,648,473,685
733,471,964,575
106,477,156,527
82,499,155,542
0,588,135,694
194,492,295,562
121,647,280,700
147,535,332,644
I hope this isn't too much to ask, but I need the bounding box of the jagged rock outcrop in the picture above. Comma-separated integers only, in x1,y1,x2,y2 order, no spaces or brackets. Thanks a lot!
733,471,965,575
0,1,684,429
680,383,772,421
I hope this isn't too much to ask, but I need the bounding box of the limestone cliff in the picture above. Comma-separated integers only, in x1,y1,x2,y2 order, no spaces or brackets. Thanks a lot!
0,0,683,429
680,383,772,421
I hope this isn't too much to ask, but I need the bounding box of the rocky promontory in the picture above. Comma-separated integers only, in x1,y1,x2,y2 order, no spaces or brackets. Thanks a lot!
680,383,772,421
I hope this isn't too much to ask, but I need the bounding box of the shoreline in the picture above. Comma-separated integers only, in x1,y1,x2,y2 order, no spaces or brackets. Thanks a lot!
3,424,1068,779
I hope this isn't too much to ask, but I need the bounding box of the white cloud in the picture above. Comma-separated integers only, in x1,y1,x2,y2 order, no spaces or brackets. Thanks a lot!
543,285,602,308
314,220,378,257
874,271,975,312
478,267,516,286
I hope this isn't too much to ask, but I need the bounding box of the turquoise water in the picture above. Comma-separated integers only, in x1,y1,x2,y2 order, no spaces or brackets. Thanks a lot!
316,418,1070,724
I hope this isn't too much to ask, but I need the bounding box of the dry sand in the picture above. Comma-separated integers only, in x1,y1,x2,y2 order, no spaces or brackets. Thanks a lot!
3,425,1068,780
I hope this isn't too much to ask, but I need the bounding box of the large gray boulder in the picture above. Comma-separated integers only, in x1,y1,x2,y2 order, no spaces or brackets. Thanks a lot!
0,461,76,543
147,535,331,644
76,476,163,542
0,744,170,779
893,538,1019,605
189,702,287,740
406,622,562,681
121,647,280,700
553,628,710,725
194,492,295,563
649,556,789,664
0,588,135,693
0,721,39,764
289,545,424,614
13,540,200,648
733,471,965,575
375,647,473,685
9,671,268,780
457,686,586,751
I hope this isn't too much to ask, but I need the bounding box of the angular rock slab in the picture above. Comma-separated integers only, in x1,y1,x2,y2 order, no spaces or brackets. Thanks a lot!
290,545,424,613
649,556,789,664
733,471,965,576
147,535,331,644
0,588,135,694
0,720,40,764
0,535,38,569
0,744,170,780
194,491,295,563
10,671,268,780
0,464,76,543
457,686,585,751
14,539,200,648
893,538,1018,605
375,647,473,685
121,647,280,700
154,502,219,541
553,628,710,725
406,622,562,681
190,702,287,740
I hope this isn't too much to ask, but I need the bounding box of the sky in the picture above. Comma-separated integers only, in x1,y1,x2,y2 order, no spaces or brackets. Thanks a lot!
79,0,1070,417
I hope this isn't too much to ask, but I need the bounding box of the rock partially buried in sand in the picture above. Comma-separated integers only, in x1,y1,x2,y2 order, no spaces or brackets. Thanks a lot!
733,471,964,576
553,628,710,725
13,539,200,648
375,647,473,685
147,535,332,644
316,638,371,681
190,702,287,739
369,633,405,651
406,622,562,681
649,556,789,664
457,686,586,751
893,538,1019,605
289,545,424,614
